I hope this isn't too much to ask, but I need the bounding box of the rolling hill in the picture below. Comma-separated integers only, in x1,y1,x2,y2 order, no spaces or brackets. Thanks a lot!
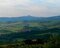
0,15,60,22
0,16,60,32
0,16,59,44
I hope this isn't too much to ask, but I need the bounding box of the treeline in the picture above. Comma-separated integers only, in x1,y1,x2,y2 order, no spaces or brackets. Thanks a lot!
0,33,60,48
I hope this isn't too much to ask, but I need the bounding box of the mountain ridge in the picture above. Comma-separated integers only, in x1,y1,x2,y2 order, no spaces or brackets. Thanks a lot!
0,15,60,22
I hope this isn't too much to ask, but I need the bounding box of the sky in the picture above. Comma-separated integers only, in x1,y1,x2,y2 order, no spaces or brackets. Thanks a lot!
0,0,60,17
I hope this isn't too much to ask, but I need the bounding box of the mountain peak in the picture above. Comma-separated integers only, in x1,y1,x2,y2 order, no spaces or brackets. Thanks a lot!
24,15,33,17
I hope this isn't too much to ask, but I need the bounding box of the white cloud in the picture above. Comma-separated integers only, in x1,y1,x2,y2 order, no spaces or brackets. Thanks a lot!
43,0,60,4
16,0,30,6
0,0,60,17
0,0,15,6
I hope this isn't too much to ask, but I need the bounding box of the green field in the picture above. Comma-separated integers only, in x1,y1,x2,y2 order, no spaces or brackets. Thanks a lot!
0,20,59,48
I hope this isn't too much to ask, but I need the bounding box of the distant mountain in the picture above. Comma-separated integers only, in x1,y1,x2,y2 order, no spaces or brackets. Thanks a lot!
0,15,60,22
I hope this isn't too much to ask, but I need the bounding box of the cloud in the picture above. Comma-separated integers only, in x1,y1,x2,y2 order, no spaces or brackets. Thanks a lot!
0,0,60,17
45,0,60,3
0,0,15,6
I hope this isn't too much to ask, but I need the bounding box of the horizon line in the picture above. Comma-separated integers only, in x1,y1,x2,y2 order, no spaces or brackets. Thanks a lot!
0,15,59,18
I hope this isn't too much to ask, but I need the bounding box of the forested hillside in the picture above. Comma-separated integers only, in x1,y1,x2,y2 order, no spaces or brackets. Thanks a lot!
0,16,60,48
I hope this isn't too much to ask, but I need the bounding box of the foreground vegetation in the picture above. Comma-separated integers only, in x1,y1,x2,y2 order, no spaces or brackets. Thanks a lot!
0,34,60,48
0,28,59,48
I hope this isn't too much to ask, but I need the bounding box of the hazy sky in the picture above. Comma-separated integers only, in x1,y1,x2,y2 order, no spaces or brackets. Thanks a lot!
0,0,60,17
